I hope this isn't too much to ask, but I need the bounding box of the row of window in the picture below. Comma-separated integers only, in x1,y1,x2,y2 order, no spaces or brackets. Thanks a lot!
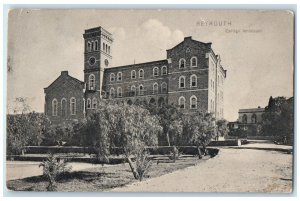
90,73,198,91
179,57,198,69
110,66,168,82
178,95,198,109
86,98,97,109
242,114,257,124
109,82,168,97
86,40,111,54
52,98,76,116
178,74,198,88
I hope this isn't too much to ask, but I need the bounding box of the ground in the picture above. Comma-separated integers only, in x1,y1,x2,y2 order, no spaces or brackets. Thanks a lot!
6,140,293,193
111,141,293,193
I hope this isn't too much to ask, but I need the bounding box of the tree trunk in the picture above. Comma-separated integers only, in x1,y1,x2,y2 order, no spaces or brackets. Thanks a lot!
172,146,176,163
197,146,203,159
166,128,171,146
203,145,207,156
127,156,139,180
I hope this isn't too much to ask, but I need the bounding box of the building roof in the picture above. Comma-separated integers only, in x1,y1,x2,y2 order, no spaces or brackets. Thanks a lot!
238,107,265,113
44,71,84,92
167,36,212,51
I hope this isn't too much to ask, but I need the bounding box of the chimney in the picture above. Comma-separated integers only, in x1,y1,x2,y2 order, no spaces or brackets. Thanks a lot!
61,71,68,76
184,36,192,41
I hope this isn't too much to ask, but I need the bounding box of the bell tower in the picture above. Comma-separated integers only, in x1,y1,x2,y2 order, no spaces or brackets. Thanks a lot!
83,27,113,108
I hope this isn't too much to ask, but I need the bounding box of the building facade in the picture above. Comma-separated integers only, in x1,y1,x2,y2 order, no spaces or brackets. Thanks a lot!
44,26,227,123
228,107,265,137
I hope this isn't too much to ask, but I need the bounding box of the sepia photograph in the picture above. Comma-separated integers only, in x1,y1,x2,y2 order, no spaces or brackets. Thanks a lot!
5,9,294,193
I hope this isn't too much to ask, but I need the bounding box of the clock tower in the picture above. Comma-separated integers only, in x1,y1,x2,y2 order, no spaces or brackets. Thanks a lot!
83,27,113,113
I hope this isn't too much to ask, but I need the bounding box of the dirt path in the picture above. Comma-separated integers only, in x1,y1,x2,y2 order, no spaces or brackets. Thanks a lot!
111,143,293,193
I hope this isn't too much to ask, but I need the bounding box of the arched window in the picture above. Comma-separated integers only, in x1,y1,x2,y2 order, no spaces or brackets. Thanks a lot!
179,58,186,69
131,70,136,79
242,114,247,124
179,76,186,88
139,84,144,95
117,72,122,81
161,82,167,93
110,88,115,98
105,44,108,53
61,98,67,117
91,41,94,51
153,67,159,77
131,85,136,96
117,87,122,97
190,95,197,109
190,74,197,87
161,66,167,75
70,97,76,115
251,114,257,124
94,40,98,51
89,74,95,90
52,99,58,116
139,69,144,78
153,83,159,94
103,43,105,51
191,57,197,67
87,41,91,52
92,98,97,109
87,98,91,109
110,73,115,82
178,96,186,109
108,46,111,54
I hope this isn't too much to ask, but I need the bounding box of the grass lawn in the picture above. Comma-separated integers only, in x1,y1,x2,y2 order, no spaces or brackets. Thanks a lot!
7,155,211,192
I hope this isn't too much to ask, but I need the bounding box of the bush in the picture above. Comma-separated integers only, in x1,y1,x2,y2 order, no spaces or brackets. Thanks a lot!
39,153,72,191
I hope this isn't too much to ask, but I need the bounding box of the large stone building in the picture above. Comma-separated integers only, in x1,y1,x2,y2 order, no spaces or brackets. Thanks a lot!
44,26,227,124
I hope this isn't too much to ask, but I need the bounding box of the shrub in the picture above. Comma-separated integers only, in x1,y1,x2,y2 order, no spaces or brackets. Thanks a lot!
135,148,153,181
39,153,72,191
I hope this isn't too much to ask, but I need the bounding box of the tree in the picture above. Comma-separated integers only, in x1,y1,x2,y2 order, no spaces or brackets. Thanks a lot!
7,112,51,154
155,104,183,146
185,111,216,159
262,96,294,144
216,119,229,140
83,111,110,163
105,102,162,180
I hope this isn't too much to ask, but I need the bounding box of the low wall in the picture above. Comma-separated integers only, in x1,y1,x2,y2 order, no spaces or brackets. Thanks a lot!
7,147,220,163
226,135,275,140
23,143,235,156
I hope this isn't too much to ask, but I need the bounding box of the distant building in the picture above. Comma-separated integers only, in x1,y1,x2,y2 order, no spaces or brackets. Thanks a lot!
228,106,265,137
44,26,227,124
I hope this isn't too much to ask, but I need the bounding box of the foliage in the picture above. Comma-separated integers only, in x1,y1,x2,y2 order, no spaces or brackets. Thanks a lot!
101,101,162,180
135,148,153,181
44,123,74,146
7,112,51,154
155,104,183,146
184,111,216,158
39,153,72,191
216,119,229,140
83,111,110,163
261,96,294,144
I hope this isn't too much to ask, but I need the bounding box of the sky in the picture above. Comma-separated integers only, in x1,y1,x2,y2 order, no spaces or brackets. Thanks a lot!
7,9,294,121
